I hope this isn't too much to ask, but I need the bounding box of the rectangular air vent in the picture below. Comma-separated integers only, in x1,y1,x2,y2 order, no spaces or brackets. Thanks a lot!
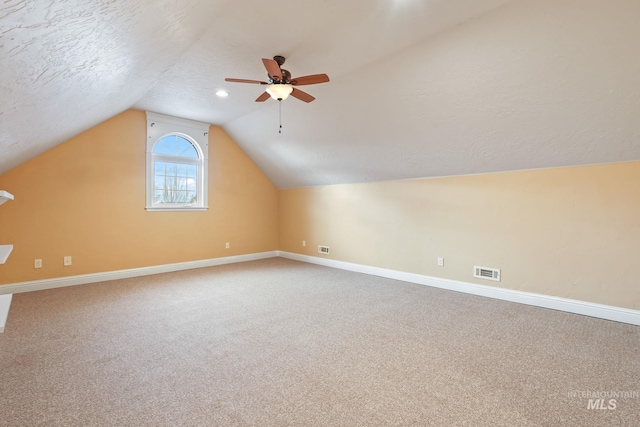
474,266,501,282
318,245,330,255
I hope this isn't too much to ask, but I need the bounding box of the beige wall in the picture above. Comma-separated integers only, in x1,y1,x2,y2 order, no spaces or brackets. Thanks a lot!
0,110,278,285
2,109,638,312
279,162,640,310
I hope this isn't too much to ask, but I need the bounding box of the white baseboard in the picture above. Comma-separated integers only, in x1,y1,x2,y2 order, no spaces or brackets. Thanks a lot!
0,251,279,296
2,250,638,329
0,294,12,333
277,251,640,326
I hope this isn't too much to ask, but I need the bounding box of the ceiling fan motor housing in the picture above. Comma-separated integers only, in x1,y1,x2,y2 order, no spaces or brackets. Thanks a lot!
280,69,291,83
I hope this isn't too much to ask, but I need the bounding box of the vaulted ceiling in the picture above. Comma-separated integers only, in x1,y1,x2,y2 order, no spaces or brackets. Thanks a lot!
1,0,639,188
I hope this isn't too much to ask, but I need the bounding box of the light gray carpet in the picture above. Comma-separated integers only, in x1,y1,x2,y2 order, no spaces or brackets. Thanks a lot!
1,258,639,426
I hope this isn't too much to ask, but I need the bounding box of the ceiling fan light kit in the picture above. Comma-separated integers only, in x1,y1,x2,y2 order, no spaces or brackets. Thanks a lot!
266,84,293,101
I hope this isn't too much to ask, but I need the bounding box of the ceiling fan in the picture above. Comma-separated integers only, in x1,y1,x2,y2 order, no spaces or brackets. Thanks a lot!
225,56,330,103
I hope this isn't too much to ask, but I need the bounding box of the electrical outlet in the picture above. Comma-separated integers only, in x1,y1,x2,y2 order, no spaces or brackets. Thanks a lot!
302,240,306,247
437,257,444,267
63,256,72,266
34,259,42,269
225,242,230,249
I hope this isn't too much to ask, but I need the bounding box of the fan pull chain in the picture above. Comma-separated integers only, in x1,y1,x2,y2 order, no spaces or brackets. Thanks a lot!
279,100,283,134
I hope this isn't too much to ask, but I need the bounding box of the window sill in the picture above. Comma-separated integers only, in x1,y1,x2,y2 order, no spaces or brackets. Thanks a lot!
146,206,208,212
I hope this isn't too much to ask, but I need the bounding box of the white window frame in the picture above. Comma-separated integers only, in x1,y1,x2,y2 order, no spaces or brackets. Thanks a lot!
146,112,209,211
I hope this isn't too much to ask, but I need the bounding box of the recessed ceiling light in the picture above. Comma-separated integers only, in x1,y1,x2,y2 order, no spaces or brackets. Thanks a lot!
216,90,229,97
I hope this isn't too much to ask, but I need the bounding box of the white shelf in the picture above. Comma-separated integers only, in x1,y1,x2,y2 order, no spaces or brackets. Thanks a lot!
0,190,14,206
0,191,13,332
0,245,13,264
0,294,11,333
1,191,14,264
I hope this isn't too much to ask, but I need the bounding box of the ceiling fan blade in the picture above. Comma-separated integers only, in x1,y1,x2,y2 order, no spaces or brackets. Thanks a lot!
290,74,330,86
262,58,283,81
255,91,271,102
225,78,268,85
290,88,315,103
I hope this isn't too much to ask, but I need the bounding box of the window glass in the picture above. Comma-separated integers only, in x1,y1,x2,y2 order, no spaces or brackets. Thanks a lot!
153,135,198,158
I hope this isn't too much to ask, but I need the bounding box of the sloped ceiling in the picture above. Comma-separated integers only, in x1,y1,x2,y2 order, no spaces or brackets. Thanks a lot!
1,0,639,188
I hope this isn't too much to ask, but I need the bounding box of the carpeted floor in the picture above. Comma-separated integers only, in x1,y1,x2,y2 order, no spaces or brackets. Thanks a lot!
0,258,639,426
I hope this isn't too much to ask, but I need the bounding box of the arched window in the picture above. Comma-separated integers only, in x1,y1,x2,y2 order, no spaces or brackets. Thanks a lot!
146,112,209,211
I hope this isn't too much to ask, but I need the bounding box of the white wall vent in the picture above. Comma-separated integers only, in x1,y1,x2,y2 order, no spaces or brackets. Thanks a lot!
318,245,330,255
474,266,501,282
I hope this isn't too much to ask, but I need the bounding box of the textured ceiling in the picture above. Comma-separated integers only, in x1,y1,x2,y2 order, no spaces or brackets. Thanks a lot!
1,0,640,188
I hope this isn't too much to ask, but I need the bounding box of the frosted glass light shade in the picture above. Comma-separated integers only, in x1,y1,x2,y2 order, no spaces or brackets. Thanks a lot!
266,84,293,100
